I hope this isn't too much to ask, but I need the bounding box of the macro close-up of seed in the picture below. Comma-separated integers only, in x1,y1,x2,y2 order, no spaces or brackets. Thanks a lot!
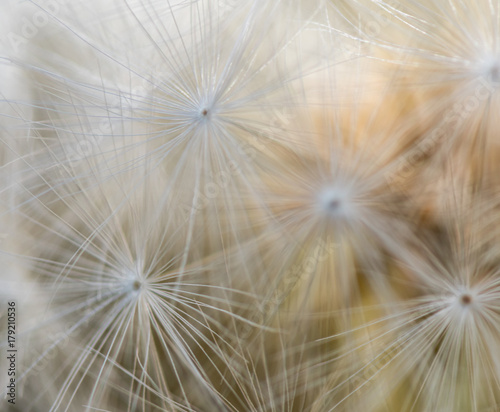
2,1,500,411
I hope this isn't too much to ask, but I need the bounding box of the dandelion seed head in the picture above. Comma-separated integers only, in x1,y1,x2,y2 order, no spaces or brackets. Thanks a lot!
459,292,473,307
197,105,215,123
132,279,142,291
447,287,482,319
487,62,500,83
121,264,147,297
477,54,500,86
317,184,357,221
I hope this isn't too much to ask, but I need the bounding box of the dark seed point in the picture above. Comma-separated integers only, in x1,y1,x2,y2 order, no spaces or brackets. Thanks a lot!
489,64,500,83
460,294,472,305
132,280,141,291
328,199,340,210
202,109,208,116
